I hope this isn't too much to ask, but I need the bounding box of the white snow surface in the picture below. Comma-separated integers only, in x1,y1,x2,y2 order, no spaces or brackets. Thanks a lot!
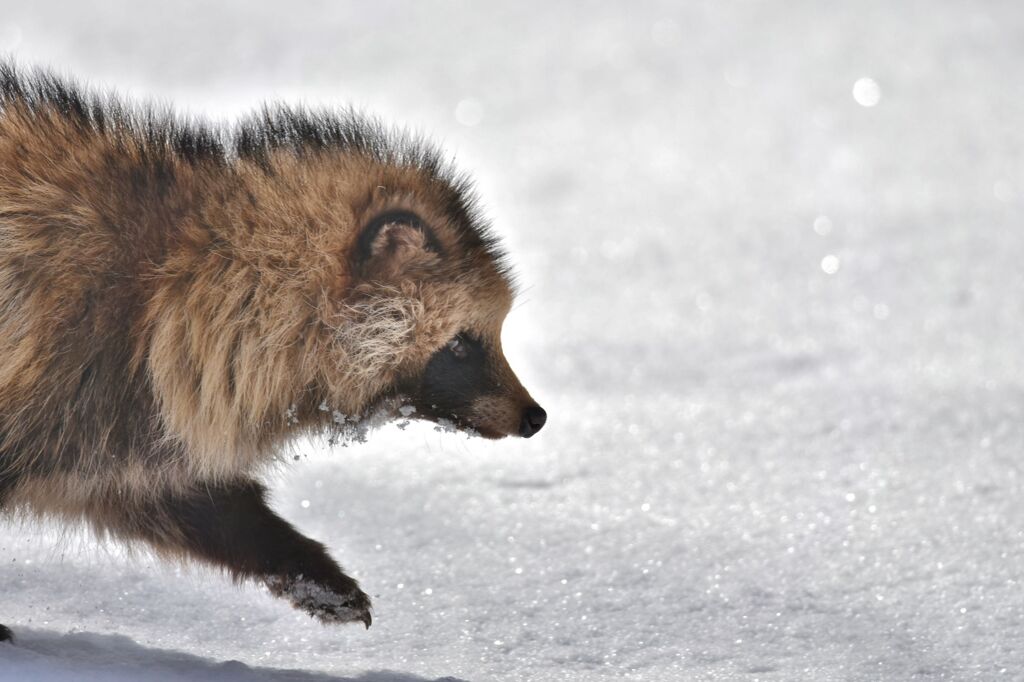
3,1,1024,680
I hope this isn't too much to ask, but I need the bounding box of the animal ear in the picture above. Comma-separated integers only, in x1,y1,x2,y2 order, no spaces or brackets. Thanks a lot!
356,210,443,279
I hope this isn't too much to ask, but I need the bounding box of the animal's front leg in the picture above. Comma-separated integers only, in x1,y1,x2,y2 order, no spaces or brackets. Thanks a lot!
136,479,372,627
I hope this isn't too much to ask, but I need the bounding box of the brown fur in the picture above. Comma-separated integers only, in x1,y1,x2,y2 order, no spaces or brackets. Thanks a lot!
0,63,543,634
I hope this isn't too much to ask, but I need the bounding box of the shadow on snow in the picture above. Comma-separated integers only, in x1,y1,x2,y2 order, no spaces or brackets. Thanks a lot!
0,628,468,682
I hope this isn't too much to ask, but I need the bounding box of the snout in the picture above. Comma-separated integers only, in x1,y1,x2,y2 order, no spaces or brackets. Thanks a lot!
462,396,547,439
519,404,547,438
410,334,547,440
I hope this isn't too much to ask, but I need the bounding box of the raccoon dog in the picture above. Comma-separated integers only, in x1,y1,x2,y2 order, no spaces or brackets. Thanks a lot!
0,64,546,638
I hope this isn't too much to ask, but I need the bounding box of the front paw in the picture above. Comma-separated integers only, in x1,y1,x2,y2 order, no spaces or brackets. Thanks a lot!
266,574,372,628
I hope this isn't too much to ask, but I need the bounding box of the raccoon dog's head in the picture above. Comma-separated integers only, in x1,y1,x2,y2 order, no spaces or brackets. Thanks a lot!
136,106,543,464
325,159,546,440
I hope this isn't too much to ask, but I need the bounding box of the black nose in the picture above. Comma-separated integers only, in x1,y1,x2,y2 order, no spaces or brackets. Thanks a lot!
519,405,547,438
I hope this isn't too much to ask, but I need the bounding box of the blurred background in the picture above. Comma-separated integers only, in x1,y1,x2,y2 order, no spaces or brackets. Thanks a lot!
2,1,1024,680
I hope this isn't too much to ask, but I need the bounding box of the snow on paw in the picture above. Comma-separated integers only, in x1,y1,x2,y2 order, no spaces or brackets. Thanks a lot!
267,575,372,628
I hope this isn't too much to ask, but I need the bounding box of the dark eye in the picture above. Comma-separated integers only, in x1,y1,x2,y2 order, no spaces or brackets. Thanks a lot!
446,335,468,360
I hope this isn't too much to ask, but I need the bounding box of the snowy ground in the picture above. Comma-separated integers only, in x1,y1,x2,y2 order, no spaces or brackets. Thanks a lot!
3,1,1024,680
